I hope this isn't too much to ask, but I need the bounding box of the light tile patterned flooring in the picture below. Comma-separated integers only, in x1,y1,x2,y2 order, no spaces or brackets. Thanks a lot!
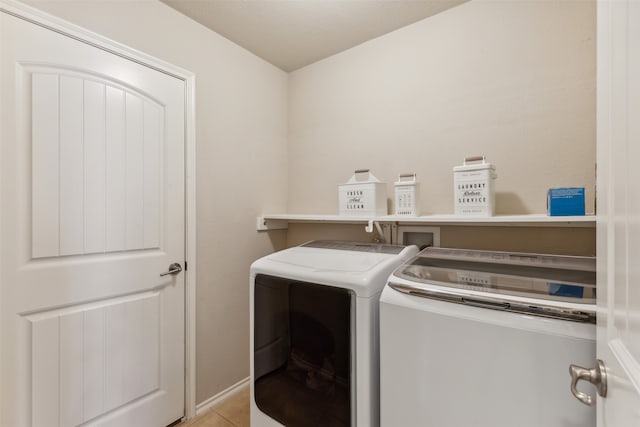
183,384,250,427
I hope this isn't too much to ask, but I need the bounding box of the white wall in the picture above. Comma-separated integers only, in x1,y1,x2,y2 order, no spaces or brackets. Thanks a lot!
288,0,596,216
21,0,289,404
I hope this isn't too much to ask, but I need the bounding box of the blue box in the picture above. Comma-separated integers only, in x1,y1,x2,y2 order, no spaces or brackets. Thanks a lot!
547,187,585,216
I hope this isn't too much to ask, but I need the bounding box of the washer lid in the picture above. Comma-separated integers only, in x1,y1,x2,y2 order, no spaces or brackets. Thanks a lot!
394,247,596,305
269,241,406,272
251,241,418,297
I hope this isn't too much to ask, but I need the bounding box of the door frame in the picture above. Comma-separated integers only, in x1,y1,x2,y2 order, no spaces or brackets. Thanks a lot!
0,0,198,420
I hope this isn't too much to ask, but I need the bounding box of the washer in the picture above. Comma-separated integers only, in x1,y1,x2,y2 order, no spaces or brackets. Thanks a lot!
250,240,418,427
380,247,596,427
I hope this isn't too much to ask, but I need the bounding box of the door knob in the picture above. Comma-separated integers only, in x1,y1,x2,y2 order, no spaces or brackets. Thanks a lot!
569,359,607,406
160,263,182,277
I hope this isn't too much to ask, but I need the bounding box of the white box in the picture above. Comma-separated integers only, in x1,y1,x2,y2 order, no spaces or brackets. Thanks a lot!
453,156,497,216
394,173,419,216
338,169,387,216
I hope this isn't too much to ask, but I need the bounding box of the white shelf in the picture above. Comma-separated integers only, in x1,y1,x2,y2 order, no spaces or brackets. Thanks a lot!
256,213,596,230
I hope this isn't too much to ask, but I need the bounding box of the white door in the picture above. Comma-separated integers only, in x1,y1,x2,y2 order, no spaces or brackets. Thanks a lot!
595,0,640,425
0,11,185,427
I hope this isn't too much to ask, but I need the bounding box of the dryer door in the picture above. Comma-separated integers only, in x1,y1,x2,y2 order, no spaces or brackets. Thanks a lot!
253,274,352,427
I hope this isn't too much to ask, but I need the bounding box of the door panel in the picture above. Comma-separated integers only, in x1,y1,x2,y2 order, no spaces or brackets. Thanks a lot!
1,11,185,427
58,74,84,256
27,66,165,258
31,72,60,258
105,85,127,253
84,79,107,254
27,293,161,425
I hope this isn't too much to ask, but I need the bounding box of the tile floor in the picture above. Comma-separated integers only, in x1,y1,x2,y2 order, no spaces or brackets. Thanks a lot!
183,384,250,427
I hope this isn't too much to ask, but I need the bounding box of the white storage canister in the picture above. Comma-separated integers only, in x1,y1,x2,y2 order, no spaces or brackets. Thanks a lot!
338,169,387,216
394,173,419,216
453,156,497,216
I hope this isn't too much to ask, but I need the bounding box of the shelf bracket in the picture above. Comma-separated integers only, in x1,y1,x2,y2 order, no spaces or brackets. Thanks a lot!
364,219,384,236
365,219,375,233
256,216,289,231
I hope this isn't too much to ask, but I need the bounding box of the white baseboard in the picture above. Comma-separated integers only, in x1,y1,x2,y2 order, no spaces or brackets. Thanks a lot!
194,376,250,417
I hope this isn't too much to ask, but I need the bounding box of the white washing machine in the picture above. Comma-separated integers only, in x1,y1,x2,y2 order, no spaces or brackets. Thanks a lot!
250,241,418,427
380,247,596,427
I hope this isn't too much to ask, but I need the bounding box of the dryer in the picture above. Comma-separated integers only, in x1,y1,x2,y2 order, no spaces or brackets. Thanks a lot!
380,247,596,427
250,241,418,427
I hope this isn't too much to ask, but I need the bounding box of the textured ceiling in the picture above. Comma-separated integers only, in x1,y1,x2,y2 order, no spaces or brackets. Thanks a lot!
160,0,468,72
